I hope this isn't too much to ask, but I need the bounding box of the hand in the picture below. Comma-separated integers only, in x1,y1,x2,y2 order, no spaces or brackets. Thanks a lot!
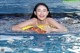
44,25,52,33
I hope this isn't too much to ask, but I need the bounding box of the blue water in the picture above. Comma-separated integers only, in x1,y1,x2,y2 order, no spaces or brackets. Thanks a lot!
0,15,80,53
0,0,80,13
0,0,80,53
0,33,80,53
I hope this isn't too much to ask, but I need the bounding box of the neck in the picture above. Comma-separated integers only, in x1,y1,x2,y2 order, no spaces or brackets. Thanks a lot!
37,19,46,24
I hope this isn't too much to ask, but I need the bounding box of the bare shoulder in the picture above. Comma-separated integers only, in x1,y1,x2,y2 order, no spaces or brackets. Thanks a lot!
25,18,37,22
46,17,56,22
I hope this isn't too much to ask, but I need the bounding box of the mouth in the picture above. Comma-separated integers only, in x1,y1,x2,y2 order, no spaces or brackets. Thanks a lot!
39,15,45,18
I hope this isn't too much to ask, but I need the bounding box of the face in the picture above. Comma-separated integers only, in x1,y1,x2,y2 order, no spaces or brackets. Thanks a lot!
34,5,49,20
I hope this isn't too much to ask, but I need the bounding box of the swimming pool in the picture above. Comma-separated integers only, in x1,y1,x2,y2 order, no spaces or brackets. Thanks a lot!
0,14,80,53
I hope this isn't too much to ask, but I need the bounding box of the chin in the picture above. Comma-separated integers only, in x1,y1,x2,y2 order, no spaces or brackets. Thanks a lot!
40,18,46,20
40,19,45,20
38,17,46,20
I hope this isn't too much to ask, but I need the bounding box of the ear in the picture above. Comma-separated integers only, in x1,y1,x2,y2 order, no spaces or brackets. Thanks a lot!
34,11,36,15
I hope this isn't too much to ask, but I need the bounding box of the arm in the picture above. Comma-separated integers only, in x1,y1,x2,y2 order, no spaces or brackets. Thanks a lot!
47,18,68,32
12,18,37,32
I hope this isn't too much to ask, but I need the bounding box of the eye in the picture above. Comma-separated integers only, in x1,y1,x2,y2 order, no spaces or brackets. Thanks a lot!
43,9,47,12
37,9,41,12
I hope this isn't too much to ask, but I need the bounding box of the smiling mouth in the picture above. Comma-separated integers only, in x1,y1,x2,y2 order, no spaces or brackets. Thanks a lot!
39,15,45,18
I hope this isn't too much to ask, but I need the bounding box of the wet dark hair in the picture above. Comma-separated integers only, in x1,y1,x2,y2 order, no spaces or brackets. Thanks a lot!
31,3,52,19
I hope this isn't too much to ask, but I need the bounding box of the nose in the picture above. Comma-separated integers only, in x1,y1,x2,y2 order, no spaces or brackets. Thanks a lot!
40,11,44,15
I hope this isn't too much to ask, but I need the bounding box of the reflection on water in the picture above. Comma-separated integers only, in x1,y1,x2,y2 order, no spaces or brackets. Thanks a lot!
0,34,80,53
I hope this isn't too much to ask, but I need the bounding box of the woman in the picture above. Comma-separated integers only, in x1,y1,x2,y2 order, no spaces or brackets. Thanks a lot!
12,3,68,34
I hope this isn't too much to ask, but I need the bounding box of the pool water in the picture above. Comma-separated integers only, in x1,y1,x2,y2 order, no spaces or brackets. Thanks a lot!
0,15,80,53
0,34,80,53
